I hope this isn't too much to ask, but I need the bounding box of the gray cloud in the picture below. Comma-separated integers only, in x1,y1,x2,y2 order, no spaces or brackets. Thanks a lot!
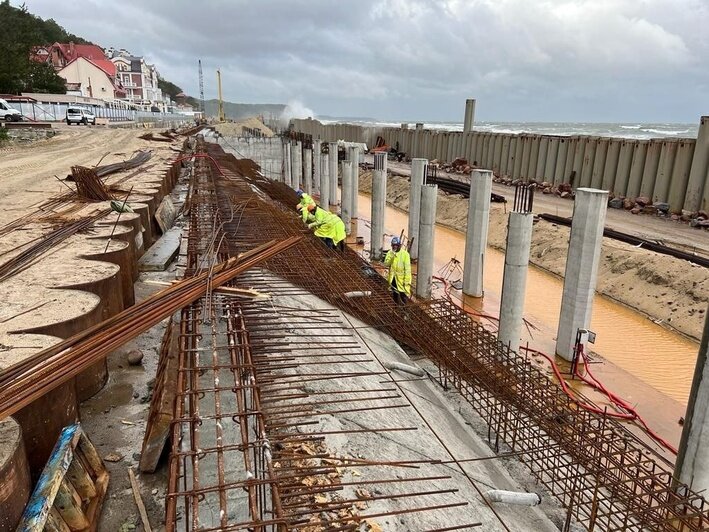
18,0,709,122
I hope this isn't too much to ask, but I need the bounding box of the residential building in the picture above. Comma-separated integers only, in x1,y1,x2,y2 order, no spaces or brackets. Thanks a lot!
57,57,126,101
107,49,172,111
30,42,125,102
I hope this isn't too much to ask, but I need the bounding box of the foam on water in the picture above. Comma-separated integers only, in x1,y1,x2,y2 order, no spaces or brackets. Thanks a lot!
318,118,698,140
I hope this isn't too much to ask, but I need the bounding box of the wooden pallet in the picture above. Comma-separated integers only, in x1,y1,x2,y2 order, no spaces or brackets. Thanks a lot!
15,424,108,532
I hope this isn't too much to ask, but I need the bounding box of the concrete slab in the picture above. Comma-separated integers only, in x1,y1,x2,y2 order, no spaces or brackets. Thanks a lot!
138,227,181,272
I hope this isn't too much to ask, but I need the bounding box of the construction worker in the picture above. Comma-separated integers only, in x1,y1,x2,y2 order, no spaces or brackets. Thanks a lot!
296,189,315,222
306,204,346,251
384,236,411,304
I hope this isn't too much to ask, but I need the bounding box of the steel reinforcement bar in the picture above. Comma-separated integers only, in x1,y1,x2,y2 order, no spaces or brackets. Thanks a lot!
198,139,709,531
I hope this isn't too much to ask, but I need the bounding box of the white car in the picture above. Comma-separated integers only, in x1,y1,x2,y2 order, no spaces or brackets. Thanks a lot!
0,99,22,122
66,106,96,125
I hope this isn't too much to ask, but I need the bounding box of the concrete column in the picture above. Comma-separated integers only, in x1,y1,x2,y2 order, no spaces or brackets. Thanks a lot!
328,142,338,206
303,148,313,195
463,98,476,133
684,116,709,212
293,141,303,190
463,170,493,297
498,212,533,351
319,154,330,208
370,153,388,260
351,147,360,219
341,160,353,235
555,188,608,360
284,142,292,187
416,185,438,299
313,140,322,195
675,307,709,493
408,158,427,260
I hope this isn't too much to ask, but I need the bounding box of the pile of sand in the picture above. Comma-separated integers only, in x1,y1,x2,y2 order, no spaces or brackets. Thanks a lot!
358,170,709,341
215,117,274,137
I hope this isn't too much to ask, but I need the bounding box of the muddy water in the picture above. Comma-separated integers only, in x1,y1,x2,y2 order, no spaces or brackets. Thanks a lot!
353,193,699,406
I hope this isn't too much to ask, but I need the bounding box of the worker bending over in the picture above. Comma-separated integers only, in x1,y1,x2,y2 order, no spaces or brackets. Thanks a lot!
384,236,411,304
306,204,346,251
296,189,315,222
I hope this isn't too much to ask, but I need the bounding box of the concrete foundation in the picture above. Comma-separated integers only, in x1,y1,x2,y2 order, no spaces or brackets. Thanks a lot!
320,153,330,208
463,98,476,132
498,212,534,351
408,158,427,260
462,170,493,297
370,153,387,260
416,185,438,299
328,142,338,206
555,188,608,360
303,148,312,195
341,160,353,234
675,308,709,493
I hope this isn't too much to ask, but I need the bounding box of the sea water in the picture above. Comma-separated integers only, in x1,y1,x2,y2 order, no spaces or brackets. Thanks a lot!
319,119,698,140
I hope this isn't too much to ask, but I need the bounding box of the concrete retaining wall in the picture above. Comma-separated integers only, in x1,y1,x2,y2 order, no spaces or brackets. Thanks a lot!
292,118,709,213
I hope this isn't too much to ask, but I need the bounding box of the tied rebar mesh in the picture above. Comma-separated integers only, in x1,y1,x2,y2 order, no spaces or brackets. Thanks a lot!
184,138,709,532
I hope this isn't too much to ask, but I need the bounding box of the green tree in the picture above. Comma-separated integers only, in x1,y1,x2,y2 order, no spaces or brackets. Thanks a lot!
0,1,88,94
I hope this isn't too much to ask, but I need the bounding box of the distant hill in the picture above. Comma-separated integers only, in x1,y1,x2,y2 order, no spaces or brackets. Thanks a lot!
0,1,91,93
203,99,286,120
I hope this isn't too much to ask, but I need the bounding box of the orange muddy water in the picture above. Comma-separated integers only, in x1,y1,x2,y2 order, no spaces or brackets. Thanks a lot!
352,193,699,407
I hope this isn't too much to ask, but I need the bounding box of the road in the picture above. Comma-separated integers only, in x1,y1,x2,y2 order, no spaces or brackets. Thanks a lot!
369,155,709,257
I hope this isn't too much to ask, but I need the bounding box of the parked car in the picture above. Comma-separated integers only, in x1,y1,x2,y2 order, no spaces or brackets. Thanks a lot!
66,106,96,125
0,99,22,122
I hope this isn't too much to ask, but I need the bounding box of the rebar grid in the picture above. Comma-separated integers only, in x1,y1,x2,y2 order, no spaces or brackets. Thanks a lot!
165,140,485,530
196,139,709,532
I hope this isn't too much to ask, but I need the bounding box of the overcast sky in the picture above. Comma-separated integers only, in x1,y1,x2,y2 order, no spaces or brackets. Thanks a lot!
18,0,709,123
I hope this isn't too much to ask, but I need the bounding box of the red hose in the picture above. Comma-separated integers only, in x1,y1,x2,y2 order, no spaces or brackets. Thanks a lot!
434,275,678,454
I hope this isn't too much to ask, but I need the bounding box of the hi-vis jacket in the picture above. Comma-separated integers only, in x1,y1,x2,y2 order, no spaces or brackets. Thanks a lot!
307,208,346,245
384,248,412,296
296,193,316,222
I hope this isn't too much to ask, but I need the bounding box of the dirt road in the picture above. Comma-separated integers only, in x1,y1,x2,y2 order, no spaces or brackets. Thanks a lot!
380,157,709,257
0,125,153,226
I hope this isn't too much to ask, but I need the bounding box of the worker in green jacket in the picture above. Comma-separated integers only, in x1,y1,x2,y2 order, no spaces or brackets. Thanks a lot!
306,204,346,251
384,236,411,304
296,189,315,222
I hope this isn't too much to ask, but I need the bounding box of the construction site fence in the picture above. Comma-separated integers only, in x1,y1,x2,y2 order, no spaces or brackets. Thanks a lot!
7,100,191,124
290,117,709,213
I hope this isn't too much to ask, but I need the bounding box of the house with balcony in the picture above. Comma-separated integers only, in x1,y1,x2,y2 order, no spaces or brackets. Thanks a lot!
107,49,172,112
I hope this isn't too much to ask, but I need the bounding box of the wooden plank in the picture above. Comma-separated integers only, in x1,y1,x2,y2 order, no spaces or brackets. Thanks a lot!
44,508,71,532
128,469,153,532
66,458,96,502
54,479,89,530
15,425,79,531
137,227,181,272
139,320,178,472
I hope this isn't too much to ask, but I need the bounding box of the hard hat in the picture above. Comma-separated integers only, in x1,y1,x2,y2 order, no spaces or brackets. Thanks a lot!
296,189,304,197
391,236,401,246
307,203,317,212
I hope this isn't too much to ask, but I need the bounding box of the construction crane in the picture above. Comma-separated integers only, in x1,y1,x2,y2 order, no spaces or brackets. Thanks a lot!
216,69,225,123
198,59,205,122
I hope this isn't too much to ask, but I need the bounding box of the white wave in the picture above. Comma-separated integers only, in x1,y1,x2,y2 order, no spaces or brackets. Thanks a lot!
620,125,642,129
640,128,690,136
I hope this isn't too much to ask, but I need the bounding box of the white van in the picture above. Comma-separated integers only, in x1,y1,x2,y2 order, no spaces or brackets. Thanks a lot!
66,106,96,125
0,99,22,122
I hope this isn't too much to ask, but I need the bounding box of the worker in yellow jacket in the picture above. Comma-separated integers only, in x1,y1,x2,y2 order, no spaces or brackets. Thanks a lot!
384,236,411,304
296,189,315,222
306,204,346,251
